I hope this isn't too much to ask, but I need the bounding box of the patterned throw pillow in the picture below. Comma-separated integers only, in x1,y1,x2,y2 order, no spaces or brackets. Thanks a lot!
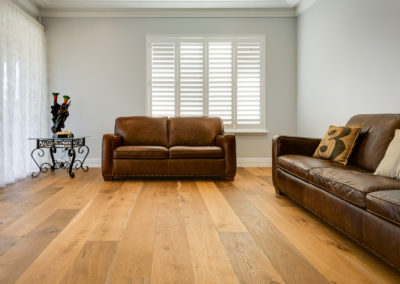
313,125,363,165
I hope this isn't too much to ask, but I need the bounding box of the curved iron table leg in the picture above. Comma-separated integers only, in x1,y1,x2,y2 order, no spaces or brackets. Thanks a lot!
77,146,90,171
50,146,57,171
68,148,76,178
31,148,52,178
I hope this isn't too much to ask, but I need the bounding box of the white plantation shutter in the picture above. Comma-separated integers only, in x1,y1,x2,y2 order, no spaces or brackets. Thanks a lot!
150,42,176,116
208,42,233,125
179,42,204,116
236,41,262,125
148,36,265,131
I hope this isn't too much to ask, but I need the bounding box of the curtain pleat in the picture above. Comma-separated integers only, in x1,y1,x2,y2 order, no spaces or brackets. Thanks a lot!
0,0,48,186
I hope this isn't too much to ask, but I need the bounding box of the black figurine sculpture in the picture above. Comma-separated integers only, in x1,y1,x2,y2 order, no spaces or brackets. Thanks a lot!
51,93,71,136
51,93,60,126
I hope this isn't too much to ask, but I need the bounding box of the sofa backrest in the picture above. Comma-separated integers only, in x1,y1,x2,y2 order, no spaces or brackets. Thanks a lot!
346,114,400,171
169,117,223,147
115,116,168,147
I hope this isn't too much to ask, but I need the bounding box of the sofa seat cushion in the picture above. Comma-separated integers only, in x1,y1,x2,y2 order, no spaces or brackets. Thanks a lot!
169,146,224,159
277,155,346,181
366,190,400,225
309,167,400,208
114,146,168,159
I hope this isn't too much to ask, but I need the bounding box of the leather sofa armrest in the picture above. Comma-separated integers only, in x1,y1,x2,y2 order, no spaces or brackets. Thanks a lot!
273,135,321,158
272,135,321,194
102,134,122,180
216,133,236,180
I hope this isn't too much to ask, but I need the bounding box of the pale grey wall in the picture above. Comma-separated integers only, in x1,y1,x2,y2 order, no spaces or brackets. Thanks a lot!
297,0,400,137
44,17,297,164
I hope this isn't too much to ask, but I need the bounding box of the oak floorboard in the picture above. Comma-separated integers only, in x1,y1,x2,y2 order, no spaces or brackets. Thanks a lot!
259,167,272,176
216,181,330,284
57,173,104,210
0,168,397,283
257,175,273,185
0,176,69,231
250,195,378,284
232,168,273,197
219,232,285,284
244,167,266,176
197,181,247,233
14,181,122,284
60,241,118,284
234,168,293,208
243,169,400,283
89,181,143,241
0,209,78,284
0,171,64,202
255,186,400,283
178,181,240,284
0,171,97,237
0,235,18,257
150,182,195,284
106,182,159,283
0,177,36,201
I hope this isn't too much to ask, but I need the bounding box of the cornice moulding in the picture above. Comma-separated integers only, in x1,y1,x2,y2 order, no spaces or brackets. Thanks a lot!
13,0,40,16
40,7,297,17
42,0,295,9
296,0,317,15
16,0,319,19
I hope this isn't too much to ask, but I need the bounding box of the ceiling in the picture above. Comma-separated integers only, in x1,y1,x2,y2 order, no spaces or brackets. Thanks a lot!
16,0,317,17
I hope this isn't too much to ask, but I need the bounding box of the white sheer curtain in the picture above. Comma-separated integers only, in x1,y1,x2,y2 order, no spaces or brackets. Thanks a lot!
0,0,48,186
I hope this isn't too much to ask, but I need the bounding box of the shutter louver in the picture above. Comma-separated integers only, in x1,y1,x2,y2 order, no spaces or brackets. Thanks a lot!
208,42,233,125
149,36,265,131
236,42,261,125
151,42,176,116
179,42,204,116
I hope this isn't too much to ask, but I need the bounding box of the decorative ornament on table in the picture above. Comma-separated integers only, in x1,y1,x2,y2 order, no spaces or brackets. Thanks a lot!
51,93,73,138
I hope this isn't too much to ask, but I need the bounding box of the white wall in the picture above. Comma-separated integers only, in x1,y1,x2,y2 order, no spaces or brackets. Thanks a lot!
44,17,297,166
297,0,400,137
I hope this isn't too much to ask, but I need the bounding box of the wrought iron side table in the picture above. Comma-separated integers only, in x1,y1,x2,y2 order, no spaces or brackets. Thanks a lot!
29,137,89,178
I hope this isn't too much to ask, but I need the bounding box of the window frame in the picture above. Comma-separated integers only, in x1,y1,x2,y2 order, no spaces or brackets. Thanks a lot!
146,34,267,133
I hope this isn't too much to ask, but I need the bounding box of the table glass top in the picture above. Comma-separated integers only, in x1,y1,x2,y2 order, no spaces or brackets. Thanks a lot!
28,136,89,140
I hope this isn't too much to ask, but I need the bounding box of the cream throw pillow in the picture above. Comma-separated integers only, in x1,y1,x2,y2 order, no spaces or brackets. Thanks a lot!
374,129,400,179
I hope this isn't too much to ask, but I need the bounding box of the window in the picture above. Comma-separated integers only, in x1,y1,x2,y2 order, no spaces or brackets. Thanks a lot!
147,35,266,131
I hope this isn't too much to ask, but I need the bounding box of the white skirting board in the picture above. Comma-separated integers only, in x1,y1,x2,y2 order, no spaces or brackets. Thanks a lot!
237,158,271,167
85,158,272,168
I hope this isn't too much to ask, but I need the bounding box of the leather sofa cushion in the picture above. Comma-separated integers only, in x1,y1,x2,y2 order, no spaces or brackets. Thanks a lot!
366,190,400,225
169,146,224,159
115,117,168,147
309,167,400,208
114,146,168,159
169,117,223,147
277,155,346,181
346,114,400,171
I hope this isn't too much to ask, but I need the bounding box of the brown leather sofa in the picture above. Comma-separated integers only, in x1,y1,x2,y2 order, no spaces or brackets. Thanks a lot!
273,114,400,270
102,116,236,180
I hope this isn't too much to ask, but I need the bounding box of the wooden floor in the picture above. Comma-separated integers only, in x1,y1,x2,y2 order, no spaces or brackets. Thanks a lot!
0,168,399,283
